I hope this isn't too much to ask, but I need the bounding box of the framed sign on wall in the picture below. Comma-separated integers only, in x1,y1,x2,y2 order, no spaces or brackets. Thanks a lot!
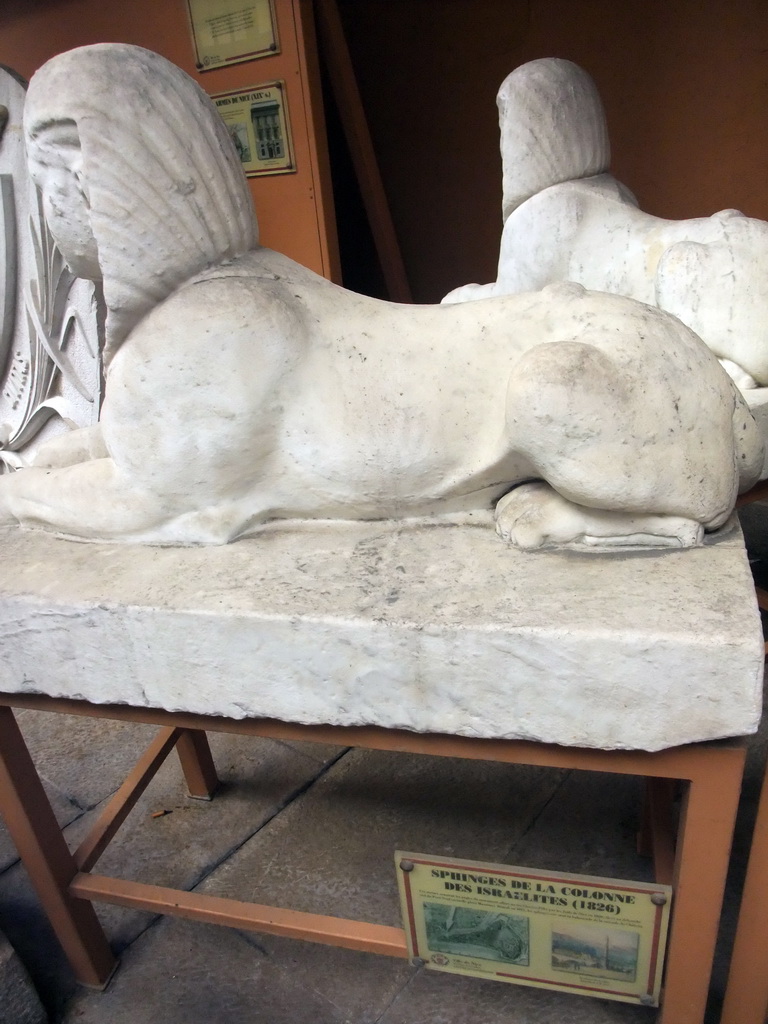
186,0,279,70
213,80,295,176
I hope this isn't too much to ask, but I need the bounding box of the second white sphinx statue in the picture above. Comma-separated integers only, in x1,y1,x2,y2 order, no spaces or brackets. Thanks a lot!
0,44,760,550
443,57,768,391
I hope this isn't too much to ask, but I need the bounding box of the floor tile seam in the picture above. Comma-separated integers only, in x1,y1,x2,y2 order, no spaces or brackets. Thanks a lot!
232,928,269,957
52,744,358,1021
0,795,90,880
373,963,420,1023
0,850,27,879
37,772,89,813
0,758,144,879
1,754,212,880
501,768,573,863
0,855,18,878
187,745,354,892
97,746,355,964
269,736,346,765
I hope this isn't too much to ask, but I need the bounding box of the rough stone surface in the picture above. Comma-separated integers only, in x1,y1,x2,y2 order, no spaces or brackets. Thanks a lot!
0,517,762,751
378,967,651,1024
0,926,46,1024
63,915,411,1024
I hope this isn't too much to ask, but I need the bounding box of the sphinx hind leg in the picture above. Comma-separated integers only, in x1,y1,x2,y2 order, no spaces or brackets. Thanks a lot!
495,482,704,550
499,339,736,549
0,459,170,541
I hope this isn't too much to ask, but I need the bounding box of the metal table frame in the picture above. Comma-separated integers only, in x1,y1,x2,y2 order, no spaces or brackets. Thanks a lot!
0,691,747,1023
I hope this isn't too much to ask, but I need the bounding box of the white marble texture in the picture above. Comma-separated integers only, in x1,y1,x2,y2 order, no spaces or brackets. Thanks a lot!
0,44,759,552
443,57,768,392
0,517,762,751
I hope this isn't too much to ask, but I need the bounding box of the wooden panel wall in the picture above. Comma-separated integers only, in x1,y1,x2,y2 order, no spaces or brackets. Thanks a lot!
2,0,767,302
337,0,768,300
0,0,339,279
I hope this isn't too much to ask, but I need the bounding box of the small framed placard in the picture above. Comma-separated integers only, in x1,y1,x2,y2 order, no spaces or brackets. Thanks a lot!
187,0,279,71
396,852,671,1007
212,81,295,176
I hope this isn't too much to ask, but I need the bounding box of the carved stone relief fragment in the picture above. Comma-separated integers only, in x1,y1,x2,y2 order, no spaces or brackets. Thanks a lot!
0,65,102,472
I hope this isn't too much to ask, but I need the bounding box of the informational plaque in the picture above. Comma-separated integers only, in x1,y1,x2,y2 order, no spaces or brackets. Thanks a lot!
187,0,278,70
212,81,295,176
396,852,671,1007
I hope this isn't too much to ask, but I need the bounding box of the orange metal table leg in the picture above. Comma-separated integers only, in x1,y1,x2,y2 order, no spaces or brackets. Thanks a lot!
175,729,219,799
0,706,115,988
74,727,185,872
720,756,768,1024
637,777,676,885
658,746,745,1024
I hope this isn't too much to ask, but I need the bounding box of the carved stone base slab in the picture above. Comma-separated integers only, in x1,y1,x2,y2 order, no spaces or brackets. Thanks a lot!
0,516,762,751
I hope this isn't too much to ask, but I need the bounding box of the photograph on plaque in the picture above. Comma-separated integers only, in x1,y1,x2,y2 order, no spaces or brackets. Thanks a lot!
187,0,278,71
396,852,671,1007
212,81,295,176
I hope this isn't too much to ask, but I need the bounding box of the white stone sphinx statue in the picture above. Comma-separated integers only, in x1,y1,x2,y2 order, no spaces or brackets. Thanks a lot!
443,57,768,392
0,43,761,551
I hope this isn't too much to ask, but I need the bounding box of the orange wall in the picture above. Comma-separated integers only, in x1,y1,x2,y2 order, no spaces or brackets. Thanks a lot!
339,0,768,301
0,0,338,278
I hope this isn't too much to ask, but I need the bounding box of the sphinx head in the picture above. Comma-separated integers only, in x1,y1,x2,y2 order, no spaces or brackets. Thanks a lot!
26,117,101,280
24,44,258,359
